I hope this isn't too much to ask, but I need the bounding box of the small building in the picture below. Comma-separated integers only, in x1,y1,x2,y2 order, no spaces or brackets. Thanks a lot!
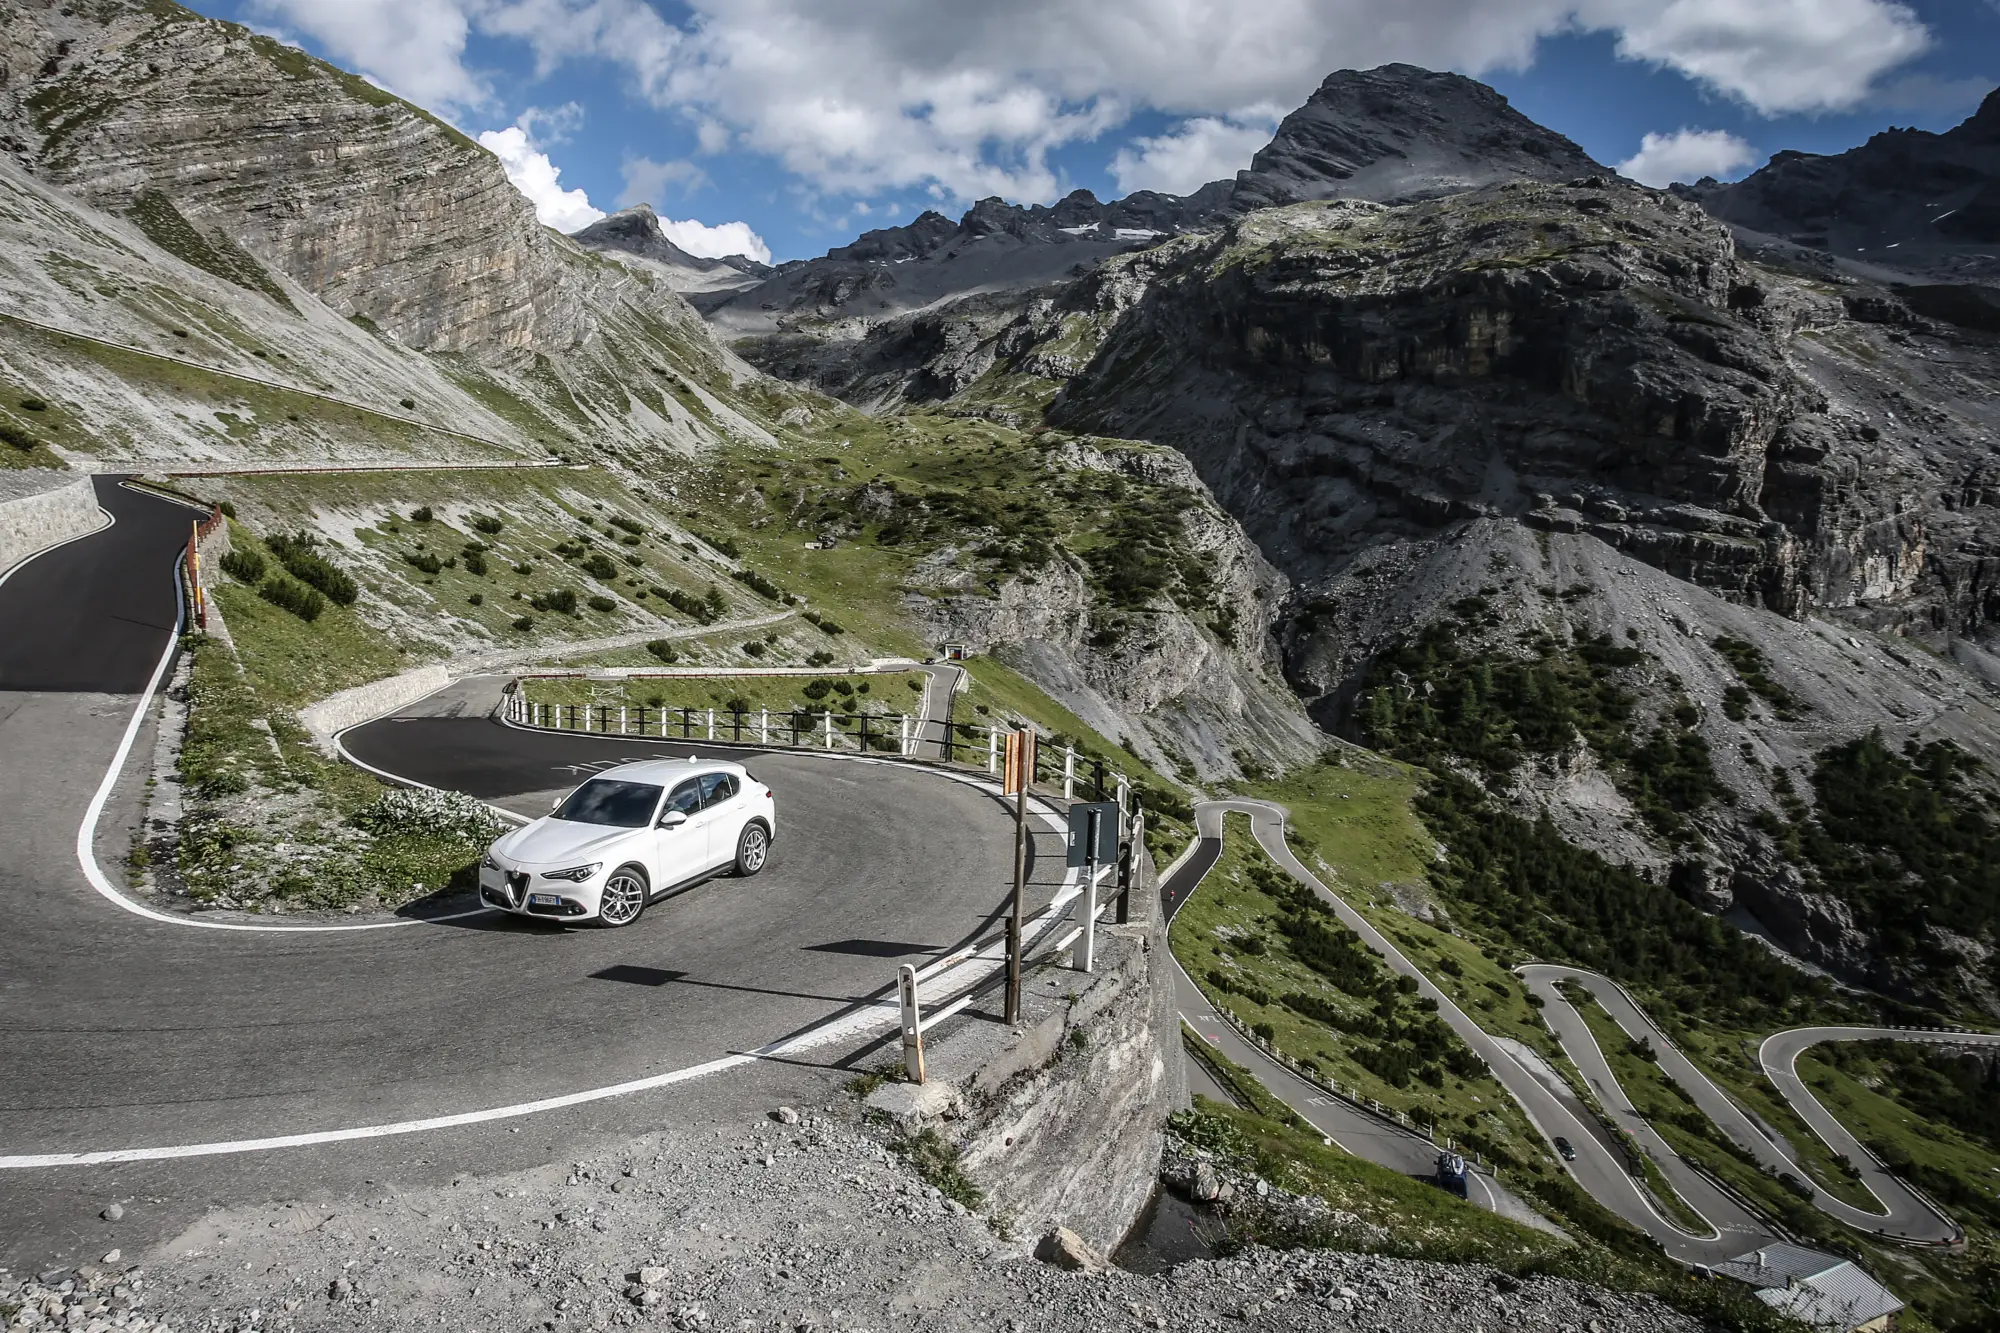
1711,1244,1904,1332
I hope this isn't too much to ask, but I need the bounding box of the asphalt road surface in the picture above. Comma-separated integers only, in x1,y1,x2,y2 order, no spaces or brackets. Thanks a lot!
1159,806,1552,1231
0,480,1068,1270
1526,966,2000,1246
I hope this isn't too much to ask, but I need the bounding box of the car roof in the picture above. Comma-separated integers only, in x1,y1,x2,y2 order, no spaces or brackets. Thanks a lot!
585,758,747,785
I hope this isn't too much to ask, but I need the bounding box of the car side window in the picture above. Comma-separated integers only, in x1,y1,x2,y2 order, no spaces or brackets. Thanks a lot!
665,779,703,815
699,773,736,807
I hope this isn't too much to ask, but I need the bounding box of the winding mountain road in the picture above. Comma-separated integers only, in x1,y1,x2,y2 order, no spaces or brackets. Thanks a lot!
1169,798,2000,1263
0,479,1069,1269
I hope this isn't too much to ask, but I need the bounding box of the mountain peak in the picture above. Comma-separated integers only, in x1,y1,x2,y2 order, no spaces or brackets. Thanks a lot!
573,205,772,281
1230,62,1602,211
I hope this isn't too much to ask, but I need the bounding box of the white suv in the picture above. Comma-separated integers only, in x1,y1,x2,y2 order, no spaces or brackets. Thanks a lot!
479,758,775,926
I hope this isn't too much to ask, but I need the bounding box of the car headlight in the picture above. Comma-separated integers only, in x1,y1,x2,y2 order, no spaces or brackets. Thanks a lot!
541,863,601,883
481,852,502,872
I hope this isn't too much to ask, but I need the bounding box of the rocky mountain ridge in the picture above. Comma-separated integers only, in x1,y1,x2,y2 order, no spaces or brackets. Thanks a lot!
704,65,1603,346
574,203,773,294
1684,88,2000,287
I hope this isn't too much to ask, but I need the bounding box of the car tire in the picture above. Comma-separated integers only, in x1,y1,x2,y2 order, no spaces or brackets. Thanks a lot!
733,822,770,877
596,863,650,928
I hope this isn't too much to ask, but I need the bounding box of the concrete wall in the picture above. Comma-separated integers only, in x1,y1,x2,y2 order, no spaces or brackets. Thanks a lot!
300,665,453,751
0,473,103,576
869,871,1185,1257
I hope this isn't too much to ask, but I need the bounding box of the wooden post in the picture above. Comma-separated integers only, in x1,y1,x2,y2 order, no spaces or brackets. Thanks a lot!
1004,729,1035,1026
897,964,926,1084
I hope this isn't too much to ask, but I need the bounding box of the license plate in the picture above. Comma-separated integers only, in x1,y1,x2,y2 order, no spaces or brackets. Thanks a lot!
528,893,561,906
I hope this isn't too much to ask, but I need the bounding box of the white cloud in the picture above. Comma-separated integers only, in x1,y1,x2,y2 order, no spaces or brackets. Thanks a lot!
618,156,709,209
1616,127,1758,185
254,0,1940,204
1109,112,1278,196
660,217,772,264
1579,0,1931,115
477,120,605,232
246,0,488,111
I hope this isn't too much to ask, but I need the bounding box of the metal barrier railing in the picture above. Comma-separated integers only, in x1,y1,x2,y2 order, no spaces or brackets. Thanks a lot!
502,691,1126,804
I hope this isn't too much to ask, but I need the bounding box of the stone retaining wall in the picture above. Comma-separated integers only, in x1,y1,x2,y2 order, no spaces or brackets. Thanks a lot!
868,869,1184,1258
300,665,453,751
0,472,102,575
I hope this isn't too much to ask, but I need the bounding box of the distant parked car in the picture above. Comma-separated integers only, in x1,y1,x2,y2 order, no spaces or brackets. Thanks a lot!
479,758,774,927
1553,1136,1577,1162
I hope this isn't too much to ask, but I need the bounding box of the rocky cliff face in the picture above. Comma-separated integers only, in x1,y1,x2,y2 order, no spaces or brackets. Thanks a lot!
1685,89,2000,285
1228,65,1603,211
0,0,597,363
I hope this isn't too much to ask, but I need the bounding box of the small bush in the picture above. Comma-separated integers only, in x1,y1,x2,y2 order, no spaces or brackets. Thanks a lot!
266,532,359,604
608,515,645,536
544,588,577,615
467,593,484,606
19,397,47,412
646,640,680,664
399,397,416,409
471,514,504,535
259,576,324,622
696,531,741,558
731,568,785,600
511,615,534,631
802,678,832,700
742,641,766,658
404,550,444,576
0,422,34,451
587,594,616,613
582,553,618,580
514,562,534,577
410,506,433,523
220,548,266,583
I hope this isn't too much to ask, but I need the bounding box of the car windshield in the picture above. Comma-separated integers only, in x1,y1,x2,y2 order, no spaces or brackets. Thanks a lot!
552,779,662,828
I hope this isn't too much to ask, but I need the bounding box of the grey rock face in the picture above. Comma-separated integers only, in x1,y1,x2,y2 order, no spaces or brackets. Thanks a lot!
0,0,590,363
574,204,772,293
1229,64,1603,211
1684,86,2000,285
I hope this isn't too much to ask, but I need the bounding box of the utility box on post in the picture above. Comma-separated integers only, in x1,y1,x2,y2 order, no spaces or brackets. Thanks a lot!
1065,801,1119,867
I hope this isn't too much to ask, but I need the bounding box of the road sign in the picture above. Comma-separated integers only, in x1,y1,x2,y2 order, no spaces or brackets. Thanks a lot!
1003,729,1035,795
1066,801,1119,867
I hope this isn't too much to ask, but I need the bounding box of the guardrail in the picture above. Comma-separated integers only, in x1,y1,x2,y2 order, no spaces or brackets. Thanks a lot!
501,690,1128,803
895,858,1122,1083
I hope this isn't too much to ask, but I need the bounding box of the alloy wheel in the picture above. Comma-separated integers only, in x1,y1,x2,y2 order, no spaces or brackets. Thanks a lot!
599,869,647,926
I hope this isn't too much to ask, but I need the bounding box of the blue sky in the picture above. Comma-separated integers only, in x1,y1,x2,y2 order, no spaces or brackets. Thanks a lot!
187,0,1996,264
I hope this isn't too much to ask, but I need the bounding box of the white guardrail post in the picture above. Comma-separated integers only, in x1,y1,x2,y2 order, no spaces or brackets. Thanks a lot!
1063,746,1076,799
760,708,770,744
706,708,715,741
823,712,835,749
987,728,998,774
897,963,927,1084
1078,864,1100,973
900,713,911,757
620,706,628,735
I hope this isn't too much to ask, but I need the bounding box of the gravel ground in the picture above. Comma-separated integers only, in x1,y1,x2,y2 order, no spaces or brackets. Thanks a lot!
1,1108,1704,1333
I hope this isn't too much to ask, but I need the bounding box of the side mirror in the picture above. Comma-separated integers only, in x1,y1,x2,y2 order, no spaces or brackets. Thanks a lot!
658,809,689,829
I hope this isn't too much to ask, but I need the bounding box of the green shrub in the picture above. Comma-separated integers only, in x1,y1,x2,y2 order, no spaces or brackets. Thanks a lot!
0,422,34,451
19,397,47,412
802,678,832,700
398,397,416,409
587,594,616,613
512,615,534,631
265,532,359,604
696,530,741,558
471,514,504,535
539,588,577,615
647,640,680,664
467,593,484,606
220,548,266,583
259,576,325,622
409,506,433,522
462,551,487,577
608,515,645,535
742,641,766,657
403,550,444,576
731,568,785,600
582,553,618,580
514,562,534,576
219,501,236,518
